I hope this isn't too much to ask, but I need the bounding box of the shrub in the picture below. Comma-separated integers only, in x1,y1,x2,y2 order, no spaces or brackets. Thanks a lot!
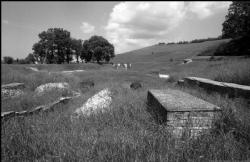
214,36,250,56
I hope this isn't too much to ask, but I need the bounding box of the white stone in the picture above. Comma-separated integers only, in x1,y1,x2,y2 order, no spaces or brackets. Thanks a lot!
1,89,24,98
73,88,112,117
29,67,39,72
159,74,170,79
61,70,85,73
183,59,192,64
35,82,70,94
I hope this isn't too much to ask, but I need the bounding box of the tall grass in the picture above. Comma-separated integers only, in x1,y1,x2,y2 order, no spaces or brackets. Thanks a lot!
1,63,250,161
2,84,250,161
212,59,250,86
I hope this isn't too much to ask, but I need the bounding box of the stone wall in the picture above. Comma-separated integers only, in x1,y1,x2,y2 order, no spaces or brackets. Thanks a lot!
183,77,250,99
1,96,73,122
167,111,219,138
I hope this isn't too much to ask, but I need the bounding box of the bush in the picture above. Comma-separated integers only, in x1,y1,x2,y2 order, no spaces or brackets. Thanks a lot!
214,36,250,56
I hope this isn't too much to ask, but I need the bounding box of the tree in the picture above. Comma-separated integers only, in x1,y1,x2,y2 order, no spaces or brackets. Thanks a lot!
222,1,250,38
32,42,46,63
81,40,93,63
215,1,250,56
3,56,14,64
82,35,115,63
71,39,83,63
25,53,36,64
32,28,72,64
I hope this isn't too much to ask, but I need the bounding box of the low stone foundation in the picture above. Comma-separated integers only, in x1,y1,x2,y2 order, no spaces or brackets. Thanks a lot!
183,77,250,99
1,96,74,122
147,89,221,138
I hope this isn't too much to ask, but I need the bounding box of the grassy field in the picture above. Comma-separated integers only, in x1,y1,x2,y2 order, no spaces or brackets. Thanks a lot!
2,39,250,161
113,39,231,63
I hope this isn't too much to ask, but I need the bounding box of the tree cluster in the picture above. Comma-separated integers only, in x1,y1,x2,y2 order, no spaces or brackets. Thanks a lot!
81,36,115,63
2,54,36,64
3,56,14,64
215,1,250,56
32,28,114,64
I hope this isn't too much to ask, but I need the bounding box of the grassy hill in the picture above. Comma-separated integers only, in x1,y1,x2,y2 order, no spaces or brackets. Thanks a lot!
2,38,250,161
113,39,231,63
111,38,250,86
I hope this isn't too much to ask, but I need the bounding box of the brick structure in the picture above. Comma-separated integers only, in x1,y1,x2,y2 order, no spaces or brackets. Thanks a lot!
147,89,221,138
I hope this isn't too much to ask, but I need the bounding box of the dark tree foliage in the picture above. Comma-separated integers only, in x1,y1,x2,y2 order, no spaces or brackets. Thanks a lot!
214,35,250,56
82,35,115,63
215,1,250,56
222,1,250,39
71,39,83,63
25,53,36,64
32,28,74,64
31,29,114,64
3,56,14,64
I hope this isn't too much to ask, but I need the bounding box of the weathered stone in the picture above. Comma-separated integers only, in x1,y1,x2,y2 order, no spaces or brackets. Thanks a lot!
35,82,69,94
1,111,16,118
1,96,75,122
72,88,112,117
1,111,16,121
184,77,250,99
15,110,30,117
159,74,170,80
62,70,85,73
1,89,24,98
147,89,221,138
2,82,25,99
2,83,25,89
28,67,39,72
183,59,192,64
130,81,142,90
177,80,184,86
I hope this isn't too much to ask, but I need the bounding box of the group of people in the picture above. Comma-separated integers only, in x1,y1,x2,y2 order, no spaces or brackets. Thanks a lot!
112,63,132,70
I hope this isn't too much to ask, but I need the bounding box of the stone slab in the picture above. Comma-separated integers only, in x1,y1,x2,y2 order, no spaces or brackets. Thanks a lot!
72,88,112,118
148,89,220,112
2,83,25,89
147,89,221,138
159,74,170,80
184,77,250,99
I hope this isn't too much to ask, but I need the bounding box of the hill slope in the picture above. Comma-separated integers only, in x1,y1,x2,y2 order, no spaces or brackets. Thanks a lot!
113,39,231,63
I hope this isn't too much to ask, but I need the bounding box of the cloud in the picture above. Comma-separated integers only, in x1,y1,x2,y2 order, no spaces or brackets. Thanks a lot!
80,22,95,34
187,2,231,19
105,2,231,54
2,19,9,24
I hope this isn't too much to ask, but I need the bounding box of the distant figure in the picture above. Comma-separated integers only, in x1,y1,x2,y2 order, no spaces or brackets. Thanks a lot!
123,63,128,70
117,63,121,69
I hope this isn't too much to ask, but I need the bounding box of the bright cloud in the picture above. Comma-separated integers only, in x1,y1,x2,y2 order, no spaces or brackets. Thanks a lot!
105,1,231,54
80,22,95,34
188,2,231,19
2,19,9,24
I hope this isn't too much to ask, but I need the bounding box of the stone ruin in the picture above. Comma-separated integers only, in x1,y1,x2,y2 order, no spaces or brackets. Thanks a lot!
72,88,112,118
183,77,250,99
147,89,221,139
35,82,70,95
1,83,25,99
1,96,73,122
159,74,170,80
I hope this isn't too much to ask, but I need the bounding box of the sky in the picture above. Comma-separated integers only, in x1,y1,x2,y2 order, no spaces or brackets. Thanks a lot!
2,1,231,59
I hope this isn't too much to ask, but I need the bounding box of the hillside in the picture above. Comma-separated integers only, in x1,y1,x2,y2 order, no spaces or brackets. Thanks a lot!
113,39,231,63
